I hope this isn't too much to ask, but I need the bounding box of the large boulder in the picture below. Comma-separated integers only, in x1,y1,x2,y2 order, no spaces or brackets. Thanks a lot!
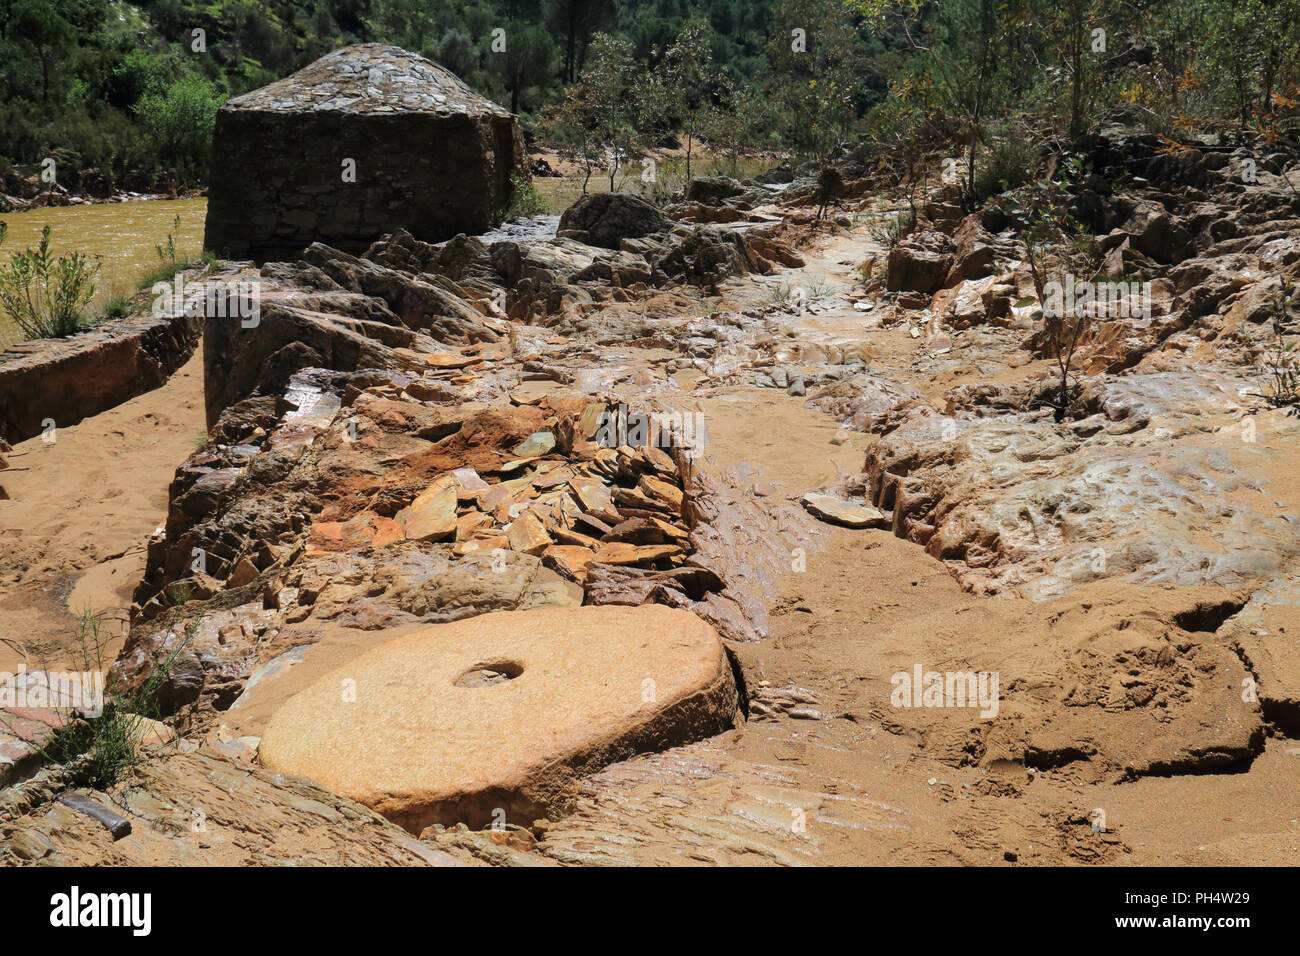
654,227,750,284
2,170,39,200
557,192,671,249
945,218,999,285
203,44,530,261
201,299,395,429
1120,199,1193,264
258,604,739,831
886,230,956,294
685,176,744,206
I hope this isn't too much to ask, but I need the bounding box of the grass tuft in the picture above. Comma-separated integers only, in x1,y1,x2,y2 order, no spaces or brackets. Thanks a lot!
23,610,195,789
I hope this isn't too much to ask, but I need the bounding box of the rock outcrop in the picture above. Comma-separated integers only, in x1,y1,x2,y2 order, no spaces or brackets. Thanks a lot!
887,230,955,294
203,44,530,261
0,744,477,866
0,306,202,445
557,192,673,248
198,213,803,428
16,107,1298,867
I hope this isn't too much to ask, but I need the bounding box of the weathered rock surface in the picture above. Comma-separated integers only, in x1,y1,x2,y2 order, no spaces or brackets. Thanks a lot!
258,605,739,831
887,230,955,294
12,111,1299,868
0,745,477,866
800,492,887,528
0,307,202,444
114,349,784,726
558,192,672,249
858,371,1300,598
684,176,745,206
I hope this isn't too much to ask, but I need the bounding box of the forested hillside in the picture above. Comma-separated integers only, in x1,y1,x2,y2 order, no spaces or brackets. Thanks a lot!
0,0,786,183
1,0,1297,194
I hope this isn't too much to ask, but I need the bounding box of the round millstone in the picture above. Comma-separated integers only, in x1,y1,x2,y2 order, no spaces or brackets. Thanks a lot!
258,605,738,832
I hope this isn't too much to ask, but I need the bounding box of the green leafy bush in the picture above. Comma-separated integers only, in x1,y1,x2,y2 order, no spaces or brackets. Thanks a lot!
504,174,548,218
134,77,224,177
0,223,99,339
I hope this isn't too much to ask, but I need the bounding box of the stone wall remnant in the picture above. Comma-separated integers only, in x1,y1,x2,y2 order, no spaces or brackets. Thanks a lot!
203,44,529,262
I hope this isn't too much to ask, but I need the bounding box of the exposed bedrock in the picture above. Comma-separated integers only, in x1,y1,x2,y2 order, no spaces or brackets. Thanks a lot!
868,580,1269,781
800,122,1300,618
58,107,1300,865
203,218,804,429
763,120,1300,780
0,308,201,444
118,348,801,727
858,370,1300,600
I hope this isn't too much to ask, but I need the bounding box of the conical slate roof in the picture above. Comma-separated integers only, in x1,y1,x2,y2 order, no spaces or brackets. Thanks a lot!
222,43,510,117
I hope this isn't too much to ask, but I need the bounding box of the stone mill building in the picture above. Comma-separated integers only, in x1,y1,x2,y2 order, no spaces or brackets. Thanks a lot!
203,44,529,261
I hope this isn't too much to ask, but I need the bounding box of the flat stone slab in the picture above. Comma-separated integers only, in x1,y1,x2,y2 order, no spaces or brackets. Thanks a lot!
258,605,737,832
801,493,888,529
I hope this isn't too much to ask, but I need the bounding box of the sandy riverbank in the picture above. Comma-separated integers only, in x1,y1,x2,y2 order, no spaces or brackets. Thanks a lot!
0,349,204,671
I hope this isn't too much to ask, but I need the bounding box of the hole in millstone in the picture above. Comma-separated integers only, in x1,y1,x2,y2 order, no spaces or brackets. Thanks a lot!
454,661,524,688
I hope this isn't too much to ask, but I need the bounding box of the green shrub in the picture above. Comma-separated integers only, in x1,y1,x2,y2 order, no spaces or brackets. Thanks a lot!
504,173,548,219
972,131,1037,202
0,223,99,339
100,292,131,322
34,610,195,789
134,77,224,178
644,156,690,206
156,214,181,263
137,217,215,293
104,49,172,111
135,252,218,293
867,206,916,250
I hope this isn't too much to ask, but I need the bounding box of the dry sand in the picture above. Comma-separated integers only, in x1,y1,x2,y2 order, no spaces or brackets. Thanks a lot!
1,216,1296,867
0,349,204,670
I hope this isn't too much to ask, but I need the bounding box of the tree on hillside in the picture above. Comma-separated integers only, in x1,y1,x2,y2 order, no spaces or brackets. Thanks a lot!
1044,0,1105,139
580,32,646,190
135,76,225,177
644,18,724,180
539,85,606,194
767,0,863,169
499,21,557,113
8,0,76,102
856,0,1021,205
702,80,773,176
539,32,648,194
546,0,614,83
368,0,441,57
1138,0,1207,119
1203,0,1300,130
437,27,481,79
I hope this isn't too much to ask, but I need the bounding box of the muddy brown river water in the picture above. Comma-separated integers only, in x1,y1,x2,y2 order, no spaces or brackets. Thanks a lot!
0,198,206,346
0,157,778,347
